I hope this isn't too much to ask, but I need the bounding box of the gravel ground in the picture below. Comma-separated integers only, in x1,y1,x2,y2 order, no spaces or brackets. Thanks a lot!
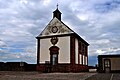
85,73,120,80
0,71,96,80
2,71,120,80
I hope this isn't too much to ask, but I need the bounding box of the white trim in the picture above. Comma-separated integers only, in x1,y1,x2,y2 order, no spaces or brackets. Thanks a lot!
86,56,88,65
75,38,78,64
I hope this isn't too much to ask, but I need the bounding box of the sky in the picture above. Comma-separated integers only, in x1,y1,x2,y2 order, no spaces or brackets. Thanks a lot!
0,0,120,66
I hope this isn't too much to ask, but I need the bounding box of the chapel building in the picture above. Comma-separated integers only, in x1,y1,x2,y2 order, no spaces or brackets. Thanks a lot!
36,7,89,72
98,55,120,73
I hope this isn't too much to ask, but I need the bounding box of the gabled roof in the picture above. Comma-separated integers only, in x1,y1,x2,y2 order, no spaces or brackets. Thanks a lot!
36,8,89,46
37,17,74,37
36,17,89,46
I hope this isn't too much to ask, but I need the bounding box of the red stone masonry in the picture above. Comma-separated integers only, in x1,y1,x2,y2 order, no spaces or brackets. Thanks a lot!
70,35,75,65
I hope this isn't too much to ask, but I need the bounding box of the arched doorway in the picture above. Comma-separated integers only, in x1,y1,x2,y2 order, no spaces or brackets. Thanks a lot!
49,46,59,65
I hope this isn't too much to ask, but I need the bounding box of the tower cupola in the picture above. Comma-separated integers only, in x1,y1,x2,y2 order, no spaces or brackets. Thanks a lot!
53,5,62,21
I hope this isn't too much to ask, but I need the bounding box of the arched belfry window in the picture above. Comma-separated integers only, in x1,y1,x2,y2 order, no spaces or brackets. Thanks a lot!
49,46,59,65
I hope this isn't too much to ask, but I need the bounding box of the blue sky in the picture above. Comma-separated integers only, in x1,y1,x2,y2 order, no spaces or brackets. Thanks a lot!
0,0,120,66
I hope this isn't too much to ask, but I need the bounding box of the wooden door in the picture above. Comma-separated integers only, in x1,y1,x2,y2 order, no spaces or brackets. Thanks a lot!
104,59,111,73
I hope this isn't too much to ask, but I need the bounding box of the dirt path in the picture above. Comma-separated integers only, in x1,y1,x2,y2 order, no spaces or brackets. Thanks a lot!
86,73,120,80
0,71,96,80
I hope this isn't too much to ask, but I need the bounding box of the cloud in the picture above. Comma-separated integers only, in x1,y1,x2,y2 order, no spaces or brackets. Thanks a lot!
0,39,7,47
90,39,110,44
0,0,120,65
94,0,120,13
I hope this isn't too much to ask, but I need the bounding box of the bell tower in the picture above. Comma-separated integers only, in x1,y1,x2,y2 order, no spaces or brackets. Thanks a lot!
53,4,62,21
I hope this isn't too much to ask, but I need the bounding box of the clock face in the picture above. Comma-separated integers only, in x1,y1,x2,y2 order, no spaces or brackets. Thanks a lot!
51,26,58,33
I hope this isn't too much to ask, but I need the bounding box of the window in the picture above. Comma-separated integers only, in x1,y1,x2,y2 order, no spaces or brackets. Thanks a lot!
51,54,58,65
104,59,110,67
79,41,81,50
83,55,85,65
82,44,84,55
79,54,82,64
20,62,24,66
85,46,87,56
